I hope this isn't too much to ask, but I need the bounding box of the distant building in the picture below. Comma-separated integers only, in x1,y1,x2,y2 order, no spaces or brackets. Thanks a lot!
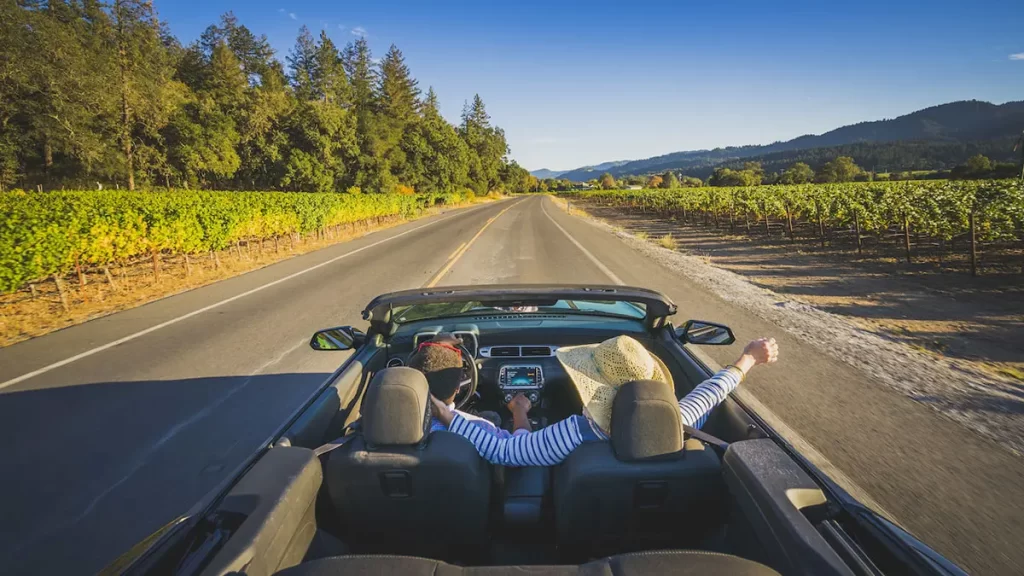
624,185,642,190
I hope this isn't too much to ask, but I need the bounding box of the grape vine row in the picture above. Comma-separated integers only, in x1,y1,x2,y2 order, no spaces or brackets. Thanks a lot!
565,180,1024,274
0,190,467,293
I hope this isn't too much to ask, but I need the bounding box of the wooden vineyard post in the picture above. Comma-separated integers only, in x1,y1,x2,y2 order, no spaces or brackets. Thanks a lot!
152,250,161,280
903,216,912,264
786,206,794,241
854,209,862,256
53,274,69,312
969,210,977,277
29,283,38,300
184,253,192,277
103,266,119,291
816,202,826,248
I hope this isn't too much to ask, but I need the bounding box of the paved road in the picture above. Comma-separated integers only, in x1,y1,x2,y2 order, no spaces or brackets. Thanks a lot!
1,196,1021,575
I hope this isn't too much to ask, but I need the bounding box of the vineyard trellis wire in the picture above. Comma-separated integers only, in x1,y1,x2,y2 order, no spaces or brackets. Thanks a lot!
564,180,1024,276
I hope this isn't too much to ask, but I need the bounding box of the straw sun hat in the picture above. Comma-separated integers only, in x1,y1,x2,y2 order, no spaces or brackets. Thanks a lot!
556,335,672,434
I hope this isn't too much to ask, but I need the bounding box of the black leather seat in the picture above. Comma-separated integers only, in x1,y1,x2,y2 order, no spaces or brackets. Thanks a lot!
554,380,723,559
323,367,491,561
275,551,781,575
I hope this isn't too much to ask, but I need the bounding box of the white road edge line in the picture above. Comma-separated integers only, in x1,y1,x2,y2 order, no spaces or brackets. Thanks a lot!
541,198,624,285
0,203,497,391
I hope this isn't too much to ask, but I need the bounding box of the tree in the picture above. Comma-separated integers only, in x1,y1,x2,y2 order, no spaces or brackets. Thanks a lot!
680,175,703,187
599,172,616,189
817,156,862,182
780,162,814,184
379,44,420,188
660,171,679,188
646,175,663,188
965,154,992,175
461,94,507,194
412,87,469,194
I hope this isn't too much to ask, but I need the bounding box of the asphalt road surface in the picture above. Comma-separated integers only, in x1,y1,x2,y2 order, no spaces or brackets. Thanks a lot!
1,196,1021,575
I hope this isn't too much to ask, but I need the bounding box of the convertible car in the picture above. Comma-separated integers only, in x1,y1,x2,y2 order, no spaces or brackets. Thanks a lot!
109,285,966,576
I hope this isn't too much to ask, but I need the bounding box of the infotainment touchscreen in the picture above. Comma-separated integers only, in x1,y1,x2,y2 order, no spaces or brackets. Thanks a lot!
504,366,540,388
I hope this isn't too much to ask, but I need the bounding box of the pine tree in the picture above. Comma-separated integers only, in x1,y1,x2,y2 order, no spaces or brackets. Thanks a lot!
313,31,349,105
287,26,318,101
378,45,420,124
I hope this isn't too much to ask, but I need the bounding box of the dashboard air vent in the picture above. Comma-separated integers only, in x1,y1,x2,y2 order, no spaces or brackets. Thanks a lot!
386,357,404,368
489,346,520,357
521,346,553,357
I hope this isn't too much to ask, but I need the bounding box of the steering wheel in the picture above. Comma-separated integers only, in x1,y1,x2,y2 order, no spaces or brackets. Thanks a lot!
453,343,478,410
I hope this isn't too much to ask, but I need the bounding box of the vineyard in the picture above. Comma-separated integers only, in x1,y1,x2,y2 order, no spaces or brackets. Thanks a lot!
565,180,1024,275
0,189,467,297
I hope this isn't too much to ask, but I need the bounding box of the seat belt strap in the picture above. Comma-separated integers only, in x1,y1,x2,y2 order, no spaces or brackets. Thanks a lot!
683,424,730,453
313,433,357,457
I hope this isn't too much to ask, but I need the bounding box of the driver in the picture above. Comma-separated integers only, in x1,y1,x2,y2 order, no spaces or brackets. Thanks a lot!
407,333,532,438
430,335,778,466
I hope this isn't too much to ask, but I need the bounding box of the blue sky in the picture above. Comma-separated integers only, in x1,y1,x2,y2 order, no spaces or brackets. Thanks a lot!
159,0,1024,171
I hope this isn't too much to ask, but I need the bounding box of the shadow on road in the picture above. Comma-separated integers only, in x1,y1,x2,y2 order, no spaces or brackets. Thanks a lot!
0,372,331,575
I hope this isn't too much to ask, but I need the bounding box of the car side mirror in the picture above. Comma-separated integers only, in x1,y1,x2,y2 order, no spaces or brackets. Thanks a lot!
310,326,366,351
677,320,735,345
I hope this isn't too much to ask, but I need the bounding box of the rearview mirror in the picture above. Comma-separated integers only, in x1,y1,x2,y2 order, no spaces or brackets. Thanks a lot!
678,320,735,345
310,326,365,351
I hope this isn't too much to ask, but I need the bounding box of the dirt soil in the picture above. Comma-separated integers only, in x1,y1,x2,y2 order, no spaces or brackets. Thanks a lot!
569,198,1024,454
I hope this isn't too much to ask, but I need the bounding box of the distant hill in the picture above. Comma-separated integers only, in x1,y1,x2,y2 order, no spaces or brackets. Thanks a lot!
553,160,631,181
557,100,1024,182
529,168,567,179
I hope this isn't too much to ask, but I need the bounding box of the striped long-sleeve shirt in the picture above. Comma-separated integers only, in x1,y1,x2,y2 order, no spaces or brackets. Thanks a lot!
446,368,741,467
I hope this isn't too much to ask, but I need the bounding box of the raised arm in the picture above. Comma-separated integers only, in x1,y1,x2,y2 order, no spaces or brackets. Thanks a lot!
680,338,778,429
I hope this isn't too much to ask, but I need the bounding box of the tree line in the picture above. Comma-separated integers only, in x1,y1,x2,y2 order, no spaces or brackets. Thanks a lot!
553,154,1019,192
0,3,533,194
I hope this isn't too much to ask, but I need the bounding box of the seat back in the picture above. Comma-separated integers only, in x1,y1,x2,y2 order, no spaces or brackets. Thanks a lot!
554,380,722,559
324,368,491,561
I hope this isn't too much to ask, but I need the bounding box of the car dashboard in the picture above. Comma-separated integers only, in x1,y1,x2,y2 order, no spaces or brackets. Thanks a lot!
384,316,652,426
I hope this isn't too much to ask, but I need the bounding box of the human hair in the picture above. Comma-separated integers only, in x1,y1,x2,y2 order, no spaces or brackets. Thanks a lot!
407,344,463,402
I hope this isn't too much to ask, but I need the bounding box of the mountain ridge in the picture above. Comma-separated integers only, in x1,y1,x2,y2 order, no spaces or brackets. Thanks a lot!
554,100,1024,182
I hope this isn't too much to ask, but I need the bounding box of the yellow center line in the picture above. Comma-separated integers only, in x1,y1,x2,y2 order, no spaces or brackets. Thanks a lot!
447,242,467,261
424,201,521,288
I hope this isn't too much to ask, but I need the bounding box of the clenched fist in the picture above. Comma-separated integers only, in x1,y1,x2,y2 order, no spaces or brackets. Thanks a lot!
743,338,779,366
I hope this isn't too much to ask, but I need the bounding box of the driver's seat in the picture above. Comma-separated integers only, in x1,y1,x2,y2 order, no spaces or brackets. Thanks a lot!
324,367,492,561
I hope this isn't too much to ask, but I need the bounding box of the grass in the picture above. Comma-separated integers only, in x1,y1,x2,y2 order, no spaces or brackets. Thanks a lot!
634,231,649,241
659,233,679,250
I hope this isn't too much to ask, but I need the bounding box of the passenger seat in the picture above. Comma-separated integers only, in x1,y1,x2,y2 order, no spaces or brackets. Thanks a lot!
553,380,723,559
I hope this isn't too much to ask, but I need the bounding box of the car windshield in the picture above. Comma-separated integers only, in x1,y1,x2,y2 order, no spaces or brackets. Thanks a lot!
393,299,646,324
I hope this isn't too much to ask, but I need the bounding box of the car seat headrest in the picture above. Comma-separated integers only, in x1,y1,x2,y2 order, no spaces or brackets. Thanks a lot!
362,367,431,446
611,379,684,461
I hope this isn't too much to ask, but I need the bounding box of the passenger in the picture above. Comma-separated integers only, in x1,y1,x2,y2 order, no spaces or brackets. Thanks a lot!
431,335,778,466
408,333,531,438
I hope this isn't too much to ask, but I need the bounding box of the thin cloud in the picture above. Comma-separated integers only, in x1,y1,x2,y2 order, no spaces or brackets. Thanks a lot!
288,12,298,20
351,26,367,37
338,24,346,30
1010,53,1024,61
278,8,284,12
